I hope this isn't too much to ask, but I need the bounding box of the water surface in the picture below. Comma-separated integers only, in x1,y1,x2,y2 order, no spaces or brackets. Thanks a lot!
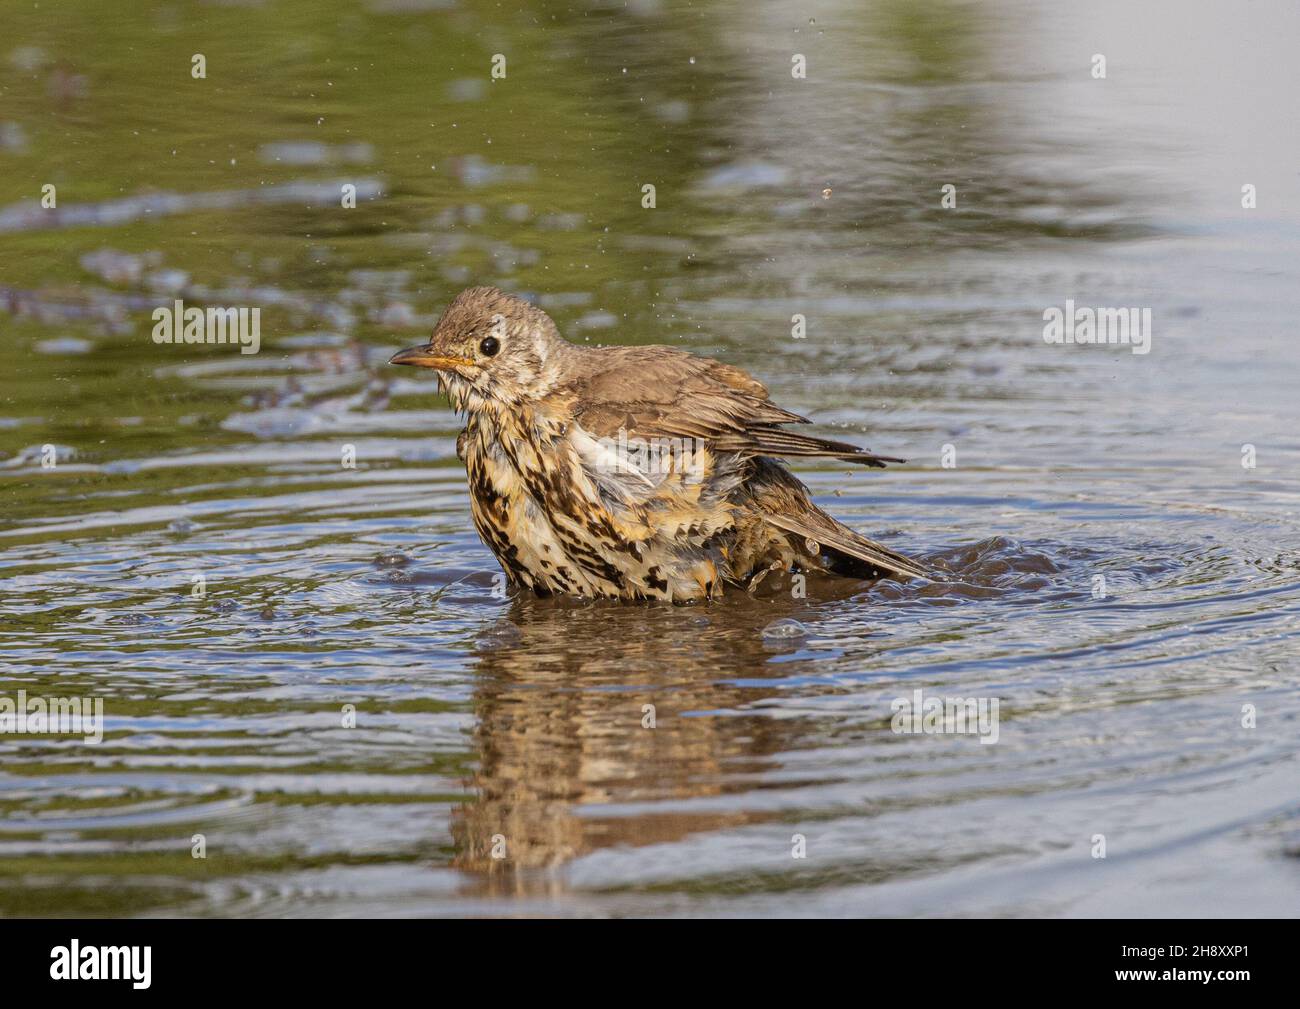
1,0,1298,917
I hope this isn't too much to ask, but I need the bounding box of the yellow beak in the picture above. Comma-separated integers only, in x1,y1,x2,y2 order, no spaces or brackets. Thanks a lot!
388,346,475,371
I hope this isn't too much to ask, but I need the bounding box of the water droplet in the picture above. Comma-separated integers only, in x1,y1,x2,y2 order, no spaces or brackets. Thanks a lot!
762,618,809,641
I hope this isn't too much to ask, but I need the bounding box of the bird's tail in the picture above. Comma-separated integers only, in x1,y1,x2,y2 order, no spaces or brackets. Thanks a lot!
763,508,928,580
744,458,927,581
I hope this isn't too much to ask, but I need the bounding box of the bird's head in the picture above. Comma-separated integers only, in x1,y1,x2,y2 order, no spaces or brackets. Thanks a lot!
389,287,567,412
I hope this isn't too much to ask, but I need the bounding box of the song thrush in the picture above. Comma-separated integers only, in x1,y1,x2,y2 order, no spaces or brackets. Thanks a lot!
390,287,926,602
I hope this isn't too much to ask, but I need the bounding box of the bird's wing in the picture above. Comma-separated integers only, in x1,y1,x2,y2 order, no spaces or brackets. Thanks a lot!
563,346,901,467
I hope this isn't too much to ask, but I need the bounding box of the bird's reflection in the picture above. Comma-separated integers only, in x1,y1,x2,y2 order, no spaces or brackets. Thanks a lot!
450,576,871,896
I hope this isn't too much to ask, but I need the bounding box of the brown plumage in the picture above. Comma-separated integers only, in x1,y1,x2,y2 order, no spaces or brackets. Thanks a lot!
390,286,926,602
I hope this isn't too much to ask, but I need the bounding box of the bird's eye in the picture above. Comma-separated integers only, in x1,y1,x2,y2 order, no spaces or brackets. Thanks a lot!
479,335,500,357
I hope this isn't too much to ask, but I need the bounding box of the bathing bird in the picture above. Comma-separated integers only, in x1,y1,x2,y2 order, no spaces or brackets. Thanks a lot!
390,287,925,602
